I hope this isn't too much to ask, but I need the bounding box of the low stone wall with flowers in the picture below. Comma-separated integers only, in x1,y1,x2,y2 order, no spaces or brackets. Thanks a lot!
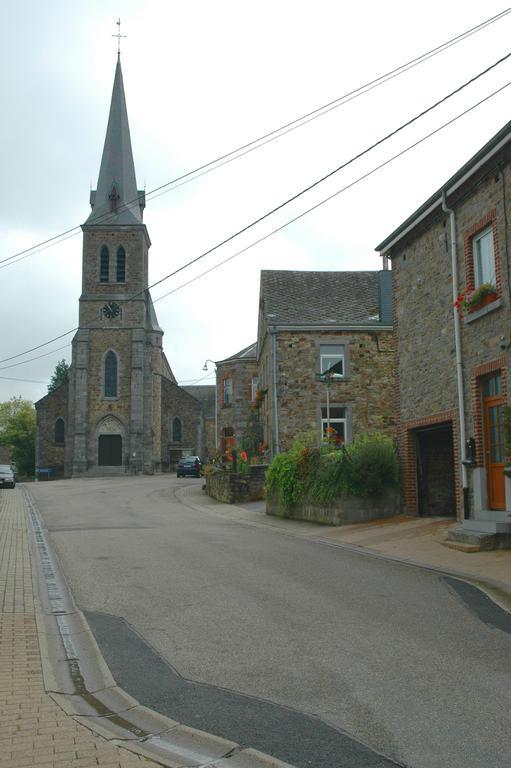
206,465,269,504
266,488,400,525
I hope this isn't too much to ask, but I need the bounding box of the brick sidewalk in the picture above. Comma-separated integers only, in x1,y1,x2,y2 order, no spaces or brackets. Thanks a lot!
0,489,155,768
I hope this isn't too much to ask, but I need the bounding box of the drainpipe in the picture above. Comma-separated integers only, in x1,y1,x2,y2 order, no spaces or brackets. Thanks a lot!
441,191,469,520
271,328,280,455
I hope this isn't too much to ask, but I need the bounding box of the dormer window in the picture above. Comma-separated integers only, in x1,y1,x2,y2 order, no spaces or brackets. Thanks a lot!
100,246,110,282
109,185,120,213
116,246,126,282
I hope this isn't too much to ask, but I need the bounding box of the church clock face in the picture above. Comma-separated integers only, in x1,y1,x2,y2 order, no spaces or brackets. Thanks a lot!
103,301,121,319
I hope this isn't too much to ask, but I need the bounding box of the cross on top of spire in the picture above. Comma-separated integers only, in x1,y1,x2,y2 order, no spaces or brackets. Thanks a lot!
112,18,126,58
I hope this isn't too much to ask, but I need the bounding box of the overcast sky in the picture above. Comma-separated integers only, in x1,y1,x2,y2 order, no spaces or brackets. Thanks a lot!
2,0,511,404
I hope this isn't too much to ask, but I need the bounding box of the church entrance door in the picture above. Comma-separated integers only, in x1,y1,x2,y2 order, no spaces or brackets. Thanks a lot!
98,435,122,466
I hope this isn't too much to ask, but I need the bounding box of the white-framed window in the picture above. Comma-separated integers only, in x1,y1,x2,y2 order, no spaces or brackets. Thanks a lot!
321,406,346,442
472,227,496,287
223,378,233,406
320,345,345,379
251,376,259,401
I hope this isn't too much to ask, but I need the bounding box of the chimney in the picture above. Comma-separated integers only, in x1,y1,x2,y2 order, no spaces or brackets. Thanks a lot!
378,270,392,325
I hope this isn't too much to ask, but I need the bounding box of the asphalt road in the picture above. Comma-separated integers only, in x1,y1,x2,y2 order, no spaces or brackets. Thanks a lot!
29,476,511,768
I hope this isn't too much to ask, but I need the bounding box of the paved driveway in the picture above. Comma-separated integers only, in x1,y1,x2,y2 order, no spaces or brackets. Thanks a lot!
29,476,511,768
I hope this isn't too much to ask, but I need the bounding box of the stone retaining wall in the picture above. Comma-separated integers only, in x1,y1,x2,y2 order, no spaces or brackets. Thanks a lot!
206,465,268,504
266,488,400,525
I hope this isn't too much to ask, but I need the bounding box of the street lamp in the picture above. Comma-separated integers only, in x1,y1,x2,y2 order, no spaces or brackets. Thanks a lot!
203,360,218,450
315,371,333,435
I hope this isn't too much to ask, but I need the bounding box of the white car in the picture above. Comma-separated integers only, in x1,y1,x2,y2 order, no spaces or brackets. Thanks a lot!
0,465,16,489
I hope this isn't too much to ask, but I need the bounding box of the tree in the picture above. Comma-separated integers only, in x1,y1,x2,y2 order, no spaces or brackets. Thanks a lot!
48,359,70,393
0,397,36,477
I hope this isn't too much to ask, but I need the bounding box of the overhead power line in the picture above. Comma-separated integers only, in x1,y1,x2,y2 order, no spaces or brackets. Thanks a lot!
0,342,72,371
155,79,511,303
0,376,49,384
1,5,510,269
4,71,510,372
138,49,511,298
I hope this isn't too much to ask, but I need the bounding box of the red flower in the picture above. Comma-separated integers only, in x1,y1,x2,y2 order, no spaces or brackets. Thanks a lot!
241,451,248,462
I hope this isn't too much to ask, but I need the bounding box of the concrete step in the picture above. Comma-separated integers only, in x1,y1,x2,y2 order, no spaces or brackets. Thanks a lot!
472,509,511,522
447,525,511,550
462,518,511,534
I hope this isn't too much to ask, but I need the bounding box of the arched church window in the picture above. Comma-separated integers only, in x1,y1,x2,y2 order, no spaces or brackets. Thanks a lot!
100,246,110,282
116,246,126,282
104,351,118,398
172,417,182,442
54,418,65,446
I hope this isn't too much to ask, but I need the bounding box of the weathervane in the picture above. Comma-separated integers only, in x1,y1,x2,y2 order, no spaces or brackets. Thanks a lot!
112,18,126,57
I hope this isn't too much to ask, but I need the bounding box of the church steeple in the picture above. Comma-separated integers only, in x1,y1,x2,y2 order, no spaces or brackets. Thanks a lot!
86,59,144,226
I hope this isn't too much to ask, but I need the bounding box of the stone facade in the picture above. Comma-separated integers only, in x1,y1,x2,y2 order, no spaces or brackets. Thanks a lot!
35,383,68,477
161,380,204,470
256,270,395,455
258,328,395,453
216,344,258,454
378,123,511,524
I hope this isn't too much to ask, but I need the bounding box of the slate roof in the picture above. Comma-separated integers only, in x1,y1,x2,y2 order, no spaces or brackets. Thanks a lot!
216,342,257,365
182,385,216,417
259,271,381,325
86,59,143,226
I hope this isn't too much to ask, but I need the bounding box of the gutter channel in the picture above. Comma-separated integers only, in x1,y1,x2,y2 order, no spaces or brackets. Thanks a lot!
23,487,295,768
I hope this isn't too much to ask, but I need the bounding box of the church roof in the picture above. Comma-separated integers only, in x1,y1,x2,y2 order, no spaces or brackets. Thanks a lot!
85,59,143,226
145,291,163,333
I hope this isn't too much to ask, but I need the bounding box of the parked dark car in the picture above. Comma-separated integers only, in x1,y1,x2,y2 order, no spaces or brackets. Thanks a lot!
176,456,202,478
0,465,16,489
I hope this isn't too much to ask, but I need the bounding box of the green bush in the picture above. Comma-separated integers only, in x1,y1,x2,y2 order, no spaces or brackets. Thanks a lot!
266,434,398,511
343,434,399,496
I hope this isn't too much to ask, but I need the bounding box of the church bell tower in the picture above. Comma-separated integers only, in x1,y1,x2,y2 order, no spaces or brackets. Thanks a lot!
66,57,166,476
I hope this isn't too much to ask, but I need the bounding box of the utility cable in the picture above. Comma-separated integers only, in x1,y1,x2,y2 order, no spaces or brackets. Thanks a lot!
152,79,511,302
0,376,49,384
4,75,510,371
0,342,73,370
138,49,511,298
1,5,510,268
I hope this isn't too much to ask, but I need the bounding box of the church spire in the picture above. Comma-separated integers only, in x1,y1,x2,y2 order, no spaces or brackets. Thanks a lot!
86,58,143,226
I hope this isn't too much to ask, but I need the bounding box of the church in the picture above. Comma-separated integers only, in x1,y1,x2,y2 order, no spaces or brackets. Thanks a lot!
35,58,214,476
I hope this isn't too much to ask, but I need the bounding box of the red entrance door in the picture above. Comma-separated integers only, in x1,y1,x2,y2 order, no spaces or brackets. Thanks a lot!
482,374,505,510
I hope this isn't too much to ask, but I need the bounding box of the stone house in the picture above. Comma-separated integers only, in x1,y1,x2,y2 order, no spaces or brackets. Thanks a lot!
215,343,258,454
35,58,208,476
182,385,216,459
376,120,511,545
256,270,395,454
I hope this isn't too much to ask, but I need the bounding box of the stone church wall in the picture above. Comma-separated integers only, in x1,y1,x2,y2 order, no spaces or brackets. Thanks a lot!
161,379,202,470
35,383,69,477
86,329,133,434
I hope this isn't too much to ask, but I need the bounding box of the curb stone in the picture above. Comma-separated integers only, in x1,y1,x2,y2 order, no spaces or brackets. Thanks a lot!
23,487,302,768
